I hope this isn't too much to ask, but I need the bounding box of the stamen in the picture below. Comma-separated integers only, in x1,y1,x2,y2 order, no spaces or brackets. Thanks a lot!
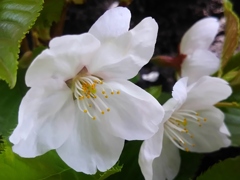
71,73,115,120
164,108,208,151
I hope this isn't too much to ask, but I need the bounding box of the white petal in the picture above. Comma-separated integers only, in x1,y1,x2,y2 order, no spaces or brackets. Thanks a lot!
220,123,231,136
172,77,188,105
181,49,220,84
139,125,164,180
182,76,232,111
99,79,164,140
89,7,131,41
56,111,124,174
87,17,158,79
26,33,100,87
152,136,180,180
180,17,219,54
10,79,76,157
180,107,231,152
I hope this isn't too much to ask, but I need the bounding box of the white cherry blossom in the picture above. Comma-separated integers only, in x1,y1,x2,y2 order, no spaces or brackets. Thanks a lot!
9,7,164,174
180,17,220,84
139,76,232,180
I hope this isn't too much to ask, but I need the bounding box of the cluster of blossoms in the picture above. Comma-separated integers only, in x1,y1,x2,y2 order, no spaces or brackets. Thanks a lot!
10,7,232,180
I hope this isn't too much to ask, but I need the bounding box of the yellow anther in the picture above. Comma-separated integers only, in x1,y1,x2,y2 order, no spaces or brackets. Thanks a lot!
102,91,105,94
107,108,110,112
92,116,96,120
83,110,87,113
185,148,189,152
197,119,200,122
87,95,90,99
204,118,207,122
183,118,187,126
88,104,92,107
100,81,103,84
196,112,199,116
105,95,108,98
101,111,105,115
192,144,195,147
111,91,114,95
190,135,194,138
199,124,202,127
117,91,120,94
79,96,84,100
93,95,97,98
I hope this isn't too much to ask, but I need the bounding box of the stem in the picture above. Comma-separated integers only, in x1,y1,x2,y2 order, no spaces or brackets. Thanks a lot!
215,102,240,108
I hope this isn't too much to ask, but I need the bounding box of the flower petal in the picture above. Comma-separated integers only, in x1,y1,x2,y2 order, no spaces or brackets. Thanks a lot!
99,79,164,140
26,33,100,87
172,77,188,105
89,7,131,42
180,107,231,152
87,17,158,80
180,17,219,54
139,125,164,180
152,136,180,180
9,79,76,157
56,111,124,174
182,76,232,110
181,49,220,84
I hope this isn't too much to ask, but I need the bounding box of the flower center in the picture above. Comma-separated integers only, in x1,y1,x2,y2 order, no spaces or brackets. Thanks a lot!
69,74,120,120
164,109,207,151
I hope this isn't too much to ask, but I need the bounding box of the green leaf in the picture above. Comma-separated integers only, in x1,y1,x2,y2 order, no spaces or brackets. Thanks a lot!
0,141,97,180
175,151,202,180
221,0,240,70
145,86,162,99
94,164,122,180
0,135,4,154
223,51,240,74
222,70,239,82
222,107,240,146
34,0,65,28
221,93,240,146
129,74,140,84
196,156,240,180
0,0,43,88
157,92,172,104
109,141,144,180
0,69,28,137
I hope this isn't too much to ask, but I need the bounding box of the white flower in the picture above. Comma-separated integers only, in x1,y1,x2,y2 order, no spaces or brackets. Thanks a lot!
9,7,164,174
139,76,232,180
180,17,220,84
